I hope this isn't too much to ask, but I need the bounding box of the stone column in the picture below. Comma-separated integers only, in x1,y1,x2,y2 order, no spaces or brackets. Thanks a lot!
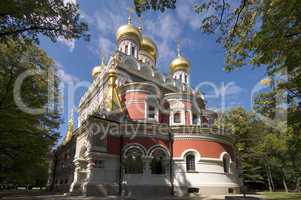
69,159,82,194
143,156,152,176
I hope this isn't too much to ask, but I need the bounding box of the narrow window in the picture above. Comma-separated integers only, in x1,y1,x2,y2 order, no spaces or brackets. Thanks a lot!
174,112,181,123
185,75,188,83
131,46,135,56
223,156,230,173
186,154,195,171
192,114,198,124
125,45,128,54
148,105,156,119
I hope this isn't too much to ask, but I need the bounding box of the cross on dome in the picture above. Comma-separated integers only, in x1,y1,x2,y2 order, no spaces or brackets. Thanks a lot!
176,39,181,57
127,7,134,24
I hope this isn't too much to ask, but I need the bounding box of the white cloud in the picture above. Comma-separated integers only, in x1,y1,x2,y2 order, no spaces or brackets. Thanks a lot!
58,37,75,52
143,14,183,72
219,82,244,96
56,61,80,84
64,0,76,5
98,37,115,59
176,0,200,30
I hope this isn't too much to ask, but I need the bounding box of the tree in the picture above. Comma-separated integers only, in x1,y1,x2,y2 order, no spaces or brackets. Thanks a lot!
134,0,176,15
0,0,89,43
219,107,265,187
0,39,60,185
194,0,301,102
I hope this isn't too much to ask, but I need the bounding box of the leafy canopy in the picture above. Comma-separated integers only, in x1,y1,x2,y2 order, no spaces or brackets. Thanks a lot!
0,0,89,43
0,40,61,185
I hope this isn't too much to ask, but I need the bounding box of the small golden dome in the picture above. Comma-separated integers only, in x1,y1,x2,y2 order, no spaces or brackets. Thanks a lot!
169,56,190,73
141,36,157,60
92,64,105,79
116,19,142,43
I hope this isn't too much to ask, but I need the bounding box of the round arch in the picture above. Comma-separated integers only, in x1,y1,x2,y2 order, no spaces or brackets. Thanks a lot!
147,144,170,158
219,151,232,163
122,143,147,158
181,148,201,161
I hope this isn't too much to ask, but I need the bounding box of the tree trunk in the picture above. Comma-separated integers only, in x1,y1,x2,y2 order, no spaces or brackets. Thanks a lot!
282,175,288,193
281,169,288,193
296,177,301,192
265,164,273,192
268,164,275,191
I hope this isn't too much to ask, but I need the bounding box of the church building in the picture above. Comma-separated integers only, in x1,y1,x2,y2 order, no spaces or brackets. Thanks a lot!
47,14,240,197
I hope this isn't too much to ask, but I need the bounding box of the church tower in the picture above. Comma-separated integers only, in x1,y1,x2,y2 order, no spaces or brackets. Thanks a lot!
169,42,190,85
115,11,141,58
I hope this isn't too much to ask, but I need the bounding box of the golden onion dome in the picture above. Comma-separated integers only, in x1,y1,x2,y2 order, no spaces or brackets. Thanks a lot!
92,63,105,79
140,35,157,60
169,55,190,73
116,17,142,43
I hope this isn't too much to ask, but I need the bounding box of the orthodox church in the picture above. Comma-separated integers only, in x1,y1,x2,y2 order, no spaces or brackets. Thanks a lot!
47,14,240,197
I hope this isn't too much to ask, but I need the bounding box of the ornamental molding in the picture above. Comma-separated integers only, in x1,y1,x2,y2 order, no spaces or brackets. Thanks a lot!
173,134,233,146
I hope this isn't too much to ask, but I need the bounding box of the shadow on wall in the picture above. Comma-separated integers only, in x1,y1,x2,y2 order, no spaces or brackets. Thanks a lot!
173,163,193,197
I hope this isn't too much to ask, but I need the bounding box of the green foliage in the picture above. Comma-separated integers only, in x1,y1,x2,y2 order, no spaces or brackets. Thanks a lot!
0,0,89,43
0,39,60,185
194,0,301,101
221,106,301,191
134,0,176,16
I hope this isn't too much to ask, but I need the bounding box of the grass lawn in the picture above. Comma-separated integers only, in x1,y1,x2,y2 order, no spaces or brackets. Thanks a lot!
261,192,301,200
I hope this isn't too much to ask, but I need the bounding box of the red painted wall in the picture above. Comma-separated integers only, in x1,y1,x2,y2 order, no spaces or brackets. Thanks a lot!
185,111,190,126
107,135,169,155
124,91,147,120
173,140,235,160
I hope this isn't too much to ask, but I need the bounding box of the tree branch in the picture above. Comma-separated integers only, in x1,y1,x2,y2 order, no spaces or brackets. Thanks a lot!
232,0,247,36
219,0,226,24
0,26,62,37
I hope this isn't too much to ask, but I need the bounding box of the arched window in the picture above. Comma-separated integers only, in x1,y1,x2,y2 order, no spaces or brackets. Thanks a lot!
150,149,166,174
174,112,181,123
186,154,195,172
223,155,230,173
124,148,143,174
131,46,135,56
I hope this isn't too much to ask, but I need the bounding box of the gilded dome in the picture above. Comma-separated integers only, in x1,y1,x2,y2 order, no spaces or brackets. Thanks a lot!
92,64,105,79
116,20,142,43
140,36,157,60
169,55,190,73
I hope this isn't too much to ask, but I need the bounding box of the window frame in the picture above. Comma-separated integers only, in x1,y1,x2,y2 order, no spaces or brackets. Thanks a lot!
223,156,230,173
186,154,196,172
174,112,181,123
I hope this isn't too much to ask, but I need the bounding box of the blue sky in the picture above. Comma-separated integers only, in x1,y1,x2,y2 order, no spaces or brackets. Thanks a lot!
39,0,266,142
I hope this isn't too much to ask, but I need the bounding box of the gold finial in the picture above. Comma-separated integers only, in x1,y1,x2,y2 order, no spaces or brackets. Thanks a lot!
127,7,134,24
63,109,74,145
176,39,181,57
138,16,142,31
99,48,105,65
